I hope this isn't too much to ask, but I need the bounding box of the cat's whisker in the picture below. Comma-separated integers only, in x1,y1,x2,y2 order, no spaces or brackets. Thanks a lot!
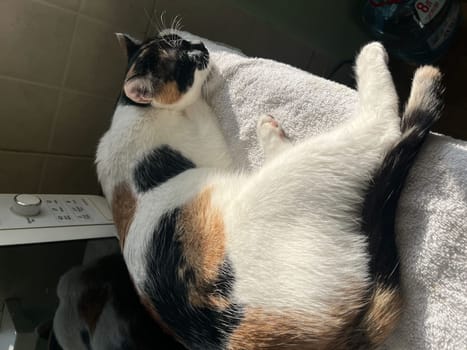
142,4,167,38
202,66,214,101
388,260,400,281
135,0,160,37
159,10,167,32
174,15,184,32
155,11,166,35
170,15,178,32
142,6,152,26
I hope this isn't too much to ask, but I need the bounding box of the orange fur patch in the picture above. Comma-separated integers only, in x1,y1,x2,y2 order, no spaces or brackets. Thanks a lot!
111,183,136,249
227,284,384,350
177,188,227,308
155,81,182,105
228,308,344,350
228,283,401,350
362,283,402,347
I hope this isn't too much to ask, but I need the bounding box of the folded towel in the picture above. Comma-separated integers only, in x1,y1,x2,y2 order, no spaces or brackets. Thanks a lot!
386,135,467,350
181,31,467,349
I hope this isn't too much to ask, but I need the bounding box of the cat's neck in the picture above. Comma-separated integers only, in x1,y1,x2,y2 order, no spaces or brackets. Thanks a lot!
97,97,231,201
113,98,204,122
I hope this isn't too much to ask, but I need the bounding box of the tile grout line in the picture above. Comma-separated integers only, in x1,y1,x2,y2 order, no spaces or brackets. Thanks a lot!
46,0,83,153
32,0,152,35
39,3,82,192
32,0,78,14
0,148,94,160
144,0,159,38
31,0,115,29
36,157,48,193
0,74,115,101
0,74,59,90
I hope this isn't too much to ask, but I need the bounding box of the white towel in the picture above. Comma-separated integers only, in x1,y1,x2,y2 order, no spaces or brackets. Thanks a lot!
181,31,467,349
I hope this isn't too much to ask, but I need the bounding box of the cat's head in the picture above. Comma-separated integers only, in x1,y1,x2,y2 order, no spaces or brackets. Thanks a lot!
117,32,210,109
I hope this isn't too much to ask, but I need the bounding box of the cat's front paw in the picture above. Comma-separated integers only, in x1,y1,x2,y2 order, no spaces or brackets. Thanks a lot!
257,114,291,159
257,114,287,144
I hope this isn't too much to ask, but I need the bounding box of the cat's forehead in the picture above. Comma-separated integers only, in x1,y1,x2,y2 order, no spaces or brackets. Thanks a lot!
139,33,184,51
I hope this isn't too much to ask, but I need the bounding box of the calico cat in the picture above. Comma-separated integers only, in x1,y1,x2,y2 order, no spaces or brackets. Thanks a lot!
95,31,443,349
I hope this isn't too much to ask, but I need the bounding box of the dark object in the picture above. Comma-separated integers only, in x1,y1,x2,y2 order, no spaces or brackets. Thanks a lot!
362,0,462,64
52,254,187,349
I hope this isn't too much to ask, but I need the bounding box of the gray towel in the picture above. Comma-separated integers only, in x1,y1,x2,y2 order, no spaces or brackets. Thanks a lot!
180,31,467,349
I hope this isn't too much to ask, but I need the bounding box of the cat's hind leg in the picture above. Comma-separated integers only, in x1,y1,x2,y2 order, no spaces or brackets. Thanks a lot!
353,42,401,145
256,43,399,169
293,42,401,161
256,114,292,161
276,42,401,172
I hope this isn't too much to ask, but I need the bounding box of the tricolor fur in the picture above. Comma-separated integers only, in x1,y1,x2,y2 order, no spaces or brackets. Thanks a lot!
93,31,444,350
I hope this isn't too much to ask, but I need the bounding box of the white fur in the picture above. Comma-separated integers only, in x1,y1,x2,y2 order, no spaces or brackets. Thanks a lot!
96,75,232,202
97,42,401,318
211,44,400,313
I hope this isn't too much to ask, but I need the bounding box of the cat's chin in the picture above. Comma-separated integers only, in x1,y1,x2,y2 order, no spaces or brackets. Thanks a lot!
150,92,200,110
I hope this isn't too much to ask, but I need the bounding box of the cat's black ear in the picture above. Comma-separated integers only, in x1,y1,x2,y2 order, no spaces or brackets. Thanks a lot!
115,33,141,60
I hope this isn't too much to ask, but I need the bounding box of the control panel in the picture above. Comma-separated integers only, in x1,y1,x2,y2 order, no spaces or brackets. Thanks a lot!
0,194,117,246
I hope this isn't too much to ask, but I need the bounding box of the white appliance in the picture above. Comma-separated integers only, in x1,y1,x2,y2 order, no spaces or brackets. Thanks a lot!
0,194,116,246
0,193,118,350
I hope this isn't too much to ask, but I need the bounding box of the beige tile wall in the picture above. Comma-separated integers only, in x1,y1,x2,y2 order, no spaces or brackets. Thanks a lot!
151,0,334,74
0,0,332,195
0,0,156,194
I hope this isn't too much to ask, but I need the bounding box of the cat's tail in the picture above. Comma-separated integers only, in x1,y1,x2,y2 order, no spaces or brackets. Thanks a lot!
356,65,444,348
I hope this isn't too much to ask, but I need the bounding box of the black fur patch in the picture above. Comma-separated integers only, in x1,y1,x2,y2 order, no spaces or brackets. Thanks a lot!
119,34,141,61
133,145,195,193
362,98,443,287
210,259,236,299
143,209,243,350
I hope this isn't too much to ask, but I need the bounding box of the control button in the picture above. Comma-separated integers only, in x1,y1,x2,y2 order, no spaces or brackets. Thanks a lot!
12,194,42,217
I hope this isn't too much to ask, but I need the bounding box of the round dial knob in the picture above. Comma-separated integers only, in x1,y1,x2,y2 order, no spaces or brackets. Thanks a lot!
12,194,42,217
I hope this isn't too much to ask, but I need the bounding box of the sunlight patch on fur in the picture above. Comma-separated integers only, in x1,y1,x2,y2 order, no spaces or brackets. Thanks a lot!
111,182,136,248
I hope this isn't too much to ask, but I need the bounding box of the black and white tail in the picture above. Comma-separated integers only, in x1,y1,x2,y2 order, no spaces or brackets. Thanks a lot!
356,66,444,348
